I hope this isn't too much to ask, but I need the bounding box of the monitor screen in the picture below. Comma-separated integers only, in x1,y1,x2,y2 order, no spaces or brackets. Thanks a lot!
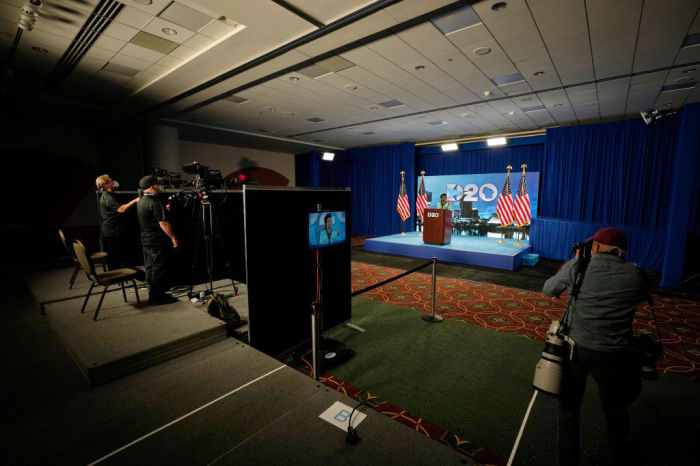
309,211,346,249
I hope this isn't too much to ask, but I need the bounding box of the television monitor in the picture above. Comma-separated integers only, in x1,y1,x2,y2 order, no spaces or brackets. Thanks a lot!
309,211,346,249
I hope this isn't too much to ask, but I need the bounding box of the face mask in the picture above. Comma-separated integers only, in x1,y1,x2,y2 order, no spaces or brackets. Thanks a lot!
113,180,120,189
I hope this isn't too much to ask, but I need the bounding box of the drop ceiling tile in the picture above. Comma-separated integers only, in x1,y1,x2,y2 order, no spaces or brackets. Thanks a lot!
120,42,164,63
143,17,196,44
84,46,117,62
169,45,197,60
121,0,171,16
182,33,214,50
445,23,493,50
159,1,215,32
93,35,127,53
130,31,179,54
109,52,152,71
115,5,153,29
158,54,183,67
103,21,139,42
200,19,236,40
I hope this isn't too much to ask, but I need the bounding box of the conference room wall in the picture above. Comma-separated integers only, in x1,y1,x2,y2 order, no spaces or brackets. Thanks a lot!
179,140,296,185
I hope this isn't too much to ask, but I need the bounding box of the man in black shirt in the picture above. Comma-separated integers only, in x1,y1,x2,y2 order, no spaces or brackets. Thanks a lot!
137,175,179,305
96,174,139,270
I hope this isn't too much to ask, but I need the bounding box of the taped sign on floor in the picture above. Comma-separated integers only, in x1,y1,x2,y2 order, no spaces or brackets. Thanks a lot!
319,401,367,431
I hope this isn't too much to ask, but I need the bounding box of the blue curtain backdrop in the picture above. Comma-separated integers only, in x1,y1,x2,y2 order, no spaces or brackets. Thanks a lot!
317,143,415,236
417,143,546,176
540,116,679,229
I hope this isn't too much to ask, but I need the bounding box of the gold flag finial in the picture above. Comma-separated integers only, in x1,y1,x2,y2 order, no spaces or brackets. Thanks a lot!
521,164,527,171
420,170,425,176
400,170,405,175
506,165,512,171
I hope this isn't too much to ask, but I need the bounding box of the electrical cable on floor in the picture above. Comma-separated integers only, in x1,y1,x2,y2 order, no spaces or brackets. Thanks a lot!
346,401,372,445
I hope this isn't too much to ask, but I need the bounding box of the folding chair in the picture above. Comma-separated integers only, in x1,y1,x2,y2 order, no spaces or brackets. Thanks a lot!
73,240,141,321
58,229,108,289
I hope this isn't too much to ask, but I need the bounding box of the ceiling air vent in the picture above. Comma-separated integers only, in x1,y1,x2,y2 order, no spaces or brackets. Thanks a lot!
44,0,125,92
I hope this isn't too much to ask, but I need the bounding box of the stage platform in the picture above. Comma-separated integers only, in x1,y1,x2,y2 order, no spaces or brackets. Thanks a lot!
22,267,245,385
364,232,532,270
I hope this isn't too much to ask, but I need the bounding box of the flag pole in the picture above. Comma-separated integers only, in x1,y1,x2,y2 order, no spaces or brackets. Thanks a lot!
418,170,425,237
514,164,526,247
400,170,406,236
498,165,512,243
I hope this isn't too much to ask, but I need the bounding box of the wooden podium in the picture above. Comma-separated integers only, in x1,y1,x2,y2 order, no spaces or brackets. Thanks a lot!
423,209,452,245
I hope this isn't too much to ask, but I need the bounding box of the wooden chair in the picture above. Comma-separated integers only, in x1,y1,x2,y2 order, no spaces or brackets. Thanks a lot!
58,229,108,289
73,240,141,321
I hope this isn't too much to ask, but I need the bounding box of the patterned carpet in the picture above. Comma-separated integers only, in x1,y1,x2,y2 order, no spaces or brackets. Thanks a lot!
350,261,700,376
320,374,505,466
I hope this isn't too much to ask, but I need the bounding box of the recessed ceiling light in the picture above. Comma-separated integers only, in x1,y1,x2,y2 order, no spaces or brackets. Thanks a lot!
132,0,153,4
267,107,277,111
674,76,692,83
344,84,358,90
32,46,48,53
681,68,696,74
285,111,295,116
289,76,300,81
553,104,563,108
508,111,515,115
520,97,533,101
161,27,177,36
370,106,379,110
533,71,545,77
473,46,491,56
460,112,471,117
491,2,507,11
415,65,426,71
483,90,492,96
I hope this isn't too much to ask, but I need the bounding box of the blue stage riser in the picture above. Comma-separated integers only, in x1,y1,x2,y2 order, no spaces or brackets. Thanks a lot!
364,232,532,271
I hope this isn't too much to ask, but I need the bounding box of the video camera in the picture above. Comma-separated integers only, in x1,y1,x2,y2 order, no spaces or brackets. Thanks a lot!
183,161,223,189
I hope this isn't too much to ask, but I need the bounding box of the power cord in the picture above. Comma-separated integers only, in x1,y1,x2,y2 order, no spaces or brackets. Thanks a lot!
346,401,371,445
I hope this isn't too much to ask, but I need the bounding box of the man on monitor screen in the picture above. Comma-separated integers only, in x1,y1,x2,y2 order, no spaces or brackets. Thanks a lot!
319,213,341,245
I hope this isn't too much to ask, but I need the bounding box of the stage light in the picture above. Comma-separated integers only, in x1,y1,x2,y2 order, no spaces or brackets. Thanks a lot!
238,174,247,182
487,137,507,146
441,143,458,152
640,108,678,126
322,152,335,161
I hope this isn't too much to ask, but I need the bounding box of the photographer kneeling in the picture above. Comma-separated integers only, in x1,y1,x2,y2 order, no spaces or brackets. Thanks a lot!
542,227,649,466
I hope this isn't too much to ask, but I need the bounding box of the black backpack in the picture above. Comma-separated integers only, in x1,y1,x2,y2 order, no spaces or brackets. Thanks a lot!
205,293,242,322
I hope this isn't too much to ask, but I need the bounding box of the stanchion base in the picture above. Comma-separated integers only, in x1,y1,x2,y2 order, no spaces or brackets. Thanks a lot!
400,232,406,236
497,239,505,243
514,241,522,246
418,232,423,236
422,314,444,323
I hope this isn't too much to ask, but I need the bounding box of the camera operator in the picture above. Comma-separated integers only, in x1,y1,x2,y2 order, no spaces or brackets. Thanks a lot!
542,227,649,466
95,174,139,270
137,175,179,306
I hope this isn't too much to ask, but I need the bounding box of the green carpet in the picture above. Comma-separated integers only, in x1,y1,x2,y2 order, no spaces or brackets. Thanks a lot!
326,296,700,466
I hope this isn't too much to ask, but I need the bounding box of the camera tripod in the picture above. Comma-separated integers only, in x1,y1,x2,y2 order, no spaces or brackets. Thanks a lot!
190,192,239,297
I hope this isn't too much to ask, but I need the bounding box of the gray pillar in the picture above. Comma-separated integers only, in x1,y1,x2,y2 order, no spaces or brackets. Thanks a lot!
143,125,180,174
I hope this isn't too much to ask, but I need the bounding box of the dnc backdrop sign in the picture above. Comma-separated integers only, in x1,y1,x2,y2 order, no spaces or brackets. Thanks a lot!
420,172,540,220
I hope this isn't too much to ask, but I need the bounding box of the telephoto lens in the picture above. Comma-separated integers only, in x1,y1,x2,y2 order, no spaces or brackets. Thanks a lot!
533,320,569,396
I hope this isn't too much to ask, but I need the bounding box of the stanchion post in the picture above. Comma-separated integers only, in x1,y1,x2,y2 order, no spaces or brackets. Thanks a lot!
422,257,444,323
311,302,321,381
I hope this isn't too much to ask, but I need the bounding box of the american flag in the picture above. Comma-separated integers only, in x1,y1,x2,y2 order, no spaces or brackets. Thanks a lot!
397,172,411,221
416,174,427,220
514,166,531,226
497,167,514,227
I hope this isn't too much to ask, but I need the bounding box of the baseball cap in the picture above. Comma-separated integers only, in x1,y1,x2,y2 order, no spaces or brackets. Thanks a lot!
139,175,158,190
592,227,627,249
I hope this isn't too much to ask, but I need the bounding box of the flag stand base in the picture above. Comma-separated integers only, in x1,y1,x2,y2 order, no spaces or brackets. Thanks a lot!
400,232,406,236
497,239,505,243
514,241,522,246
418,232,422,237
